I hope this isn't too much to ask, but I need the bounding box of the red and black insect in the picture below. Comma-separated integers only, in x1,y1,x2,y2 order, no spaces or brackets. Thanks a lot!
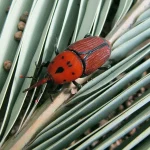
23,36,111,92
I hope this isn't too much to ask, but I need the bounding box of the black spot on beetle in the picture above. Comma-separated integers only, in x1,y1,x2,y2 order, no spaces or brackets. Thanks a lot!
61,56,64,59
55,67,64,74
63,79,66,82
67,61,71,65
72,72,75,75
66,61,72,67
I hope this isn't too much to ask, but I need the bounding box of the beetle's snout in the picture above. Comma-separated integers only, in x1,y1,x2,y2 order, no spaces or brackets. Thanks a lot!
23,75,53,93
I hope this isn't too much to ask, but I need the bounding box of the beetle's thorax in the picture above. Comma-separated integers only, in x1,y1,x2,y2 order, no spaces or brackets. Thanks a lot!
47,51,84,84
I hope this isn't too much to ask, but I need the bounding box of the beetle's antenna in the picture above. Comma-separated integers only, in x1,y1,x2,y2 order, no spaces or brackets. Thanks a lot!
20,75,37,80
23,78,49,93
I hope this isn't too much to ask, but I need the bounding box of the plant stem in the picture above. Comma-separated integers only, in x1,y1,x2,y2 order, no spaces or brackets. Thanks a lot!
106,0,150,44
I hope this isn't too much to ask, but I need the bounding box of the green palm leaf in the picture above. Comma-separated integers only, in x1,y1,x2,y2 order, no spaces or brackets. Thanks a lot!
0,0,150,149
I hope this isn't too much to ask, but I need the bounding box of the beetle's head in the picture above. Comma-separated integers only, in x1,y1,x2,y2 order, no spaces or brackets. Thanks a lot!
23,74,53,93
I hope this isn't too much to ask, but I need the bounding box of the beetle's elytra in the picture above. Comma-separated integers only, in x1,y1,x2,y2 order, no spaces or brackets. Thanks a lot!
23,36,111,92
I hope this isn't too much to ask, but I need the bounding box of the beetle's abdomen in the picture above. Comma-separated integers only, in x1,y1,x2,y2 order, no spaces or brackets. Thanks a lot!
68,36,111,76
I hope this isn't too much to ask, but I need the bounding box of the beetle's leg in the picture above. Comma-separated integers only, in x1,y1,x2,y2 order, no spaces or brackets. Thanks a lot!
54,38,59,55
36,61,50,77
98,64,111,71
45,84,63,101
37,61,50,68
47,84,63,94
40,61,50,67
54,84,63,93
84,33,92,38
54,44,59,55
21,61,50,81
72,81,82,90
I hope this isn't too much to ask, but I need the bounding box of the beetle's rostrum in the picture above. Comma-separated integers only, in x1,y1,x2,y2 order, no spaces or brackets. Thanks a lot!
23,36,111,93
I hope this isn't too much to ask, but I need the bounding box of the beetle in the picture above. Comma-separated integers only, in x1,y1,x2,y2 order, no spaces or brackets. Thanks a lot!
23,36,111,93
